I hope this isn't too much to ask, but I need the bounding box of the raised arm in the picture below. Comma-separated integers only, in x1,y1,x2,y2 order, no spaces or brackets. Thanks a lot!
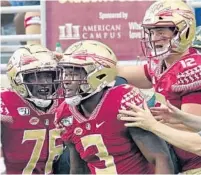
148,122,201,156
117,64,152,89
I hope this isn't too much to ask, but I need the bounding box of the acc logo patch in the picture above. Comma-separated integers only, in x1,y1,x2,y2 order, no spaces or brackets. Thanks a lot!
74,127,83,136
61,116,73,127
29,117,39,125
17,107,30,116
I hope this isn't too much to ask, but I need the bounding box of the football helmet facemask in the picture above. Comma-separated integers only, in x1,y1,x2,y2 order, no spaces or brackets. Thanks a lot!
7,44,60,108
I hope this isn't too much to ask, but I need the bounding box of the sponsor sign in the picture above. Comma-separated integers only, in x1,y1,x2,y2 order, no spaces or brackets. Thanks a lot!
46,0,153,61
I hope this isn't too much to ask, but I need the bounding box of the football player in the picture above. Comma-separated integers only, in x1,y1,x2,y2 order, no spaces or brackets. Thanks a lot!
54,40,174,174
117,0,201,173
0,44,65,174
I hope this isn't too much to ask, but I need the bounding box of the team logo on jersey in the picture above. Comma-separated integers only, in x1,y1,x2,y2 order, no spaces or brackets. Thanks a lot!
74,127,83,136
17,107,30,116
61,116,73,127
29,117,39,125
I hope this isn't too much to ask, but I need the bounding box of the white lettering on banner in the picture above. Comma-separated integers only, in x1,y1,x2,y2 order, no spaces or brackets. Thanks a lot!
82,32,121,39
99,12,128,20
83,25,121,32
59,23,122,40
128,22,143,39
129,31,141,39
128,22,142,30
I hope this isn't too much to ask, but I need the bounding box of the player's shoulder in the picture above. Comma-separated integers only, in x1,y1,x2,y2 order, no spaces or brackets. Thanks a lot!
0,88,16,123
0,88,19,104
176,48,201,68
172,48,201,93
109,84,140,100
110,85,144,109
1,87,13,94
111,84,136,94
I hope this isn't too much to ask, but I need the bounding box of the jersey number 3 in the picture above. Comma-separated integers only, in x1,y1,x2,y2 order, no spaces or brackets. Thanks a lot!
81,134,117,174
22,129,63,174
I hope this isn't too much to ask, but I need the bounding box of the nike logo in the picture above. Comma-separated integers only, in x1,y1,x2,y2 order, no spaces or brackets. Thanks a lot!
158,87,163,92
96,121,105,128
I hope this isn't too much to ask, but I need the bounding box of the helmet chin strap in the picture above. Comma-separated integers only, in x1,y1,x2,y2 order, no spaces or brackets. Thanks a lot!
65,87,103,106
27,97,52,108
65,95,82,106
25,85,52,108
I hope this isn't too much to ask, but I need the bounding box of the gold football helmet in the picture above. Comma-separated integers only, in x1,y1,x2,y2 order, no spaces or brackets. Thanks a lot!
57,40,117,106
141,0,196,59
7,44,59,107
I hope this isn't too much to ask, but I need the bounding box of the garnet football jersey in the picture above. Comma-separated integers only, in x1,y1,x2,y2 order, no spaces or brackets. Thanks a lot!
55,85,155,174
144,48,201,171
1,88,64,174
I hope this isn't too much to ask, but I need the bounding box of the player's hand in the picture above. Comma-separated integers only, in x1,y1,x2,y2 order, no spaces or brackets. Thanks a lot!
118,101,158,131
150,100,182,124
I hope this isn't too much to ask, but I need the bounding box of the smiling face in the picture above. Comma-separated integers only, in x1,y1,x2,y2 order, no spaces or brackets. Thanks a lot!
61,66,87,98
24,71,55,99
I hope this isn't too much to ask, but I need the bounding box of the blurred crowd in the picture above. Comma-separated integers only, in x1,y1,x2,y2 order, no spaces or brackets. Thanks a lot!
1,0,41,46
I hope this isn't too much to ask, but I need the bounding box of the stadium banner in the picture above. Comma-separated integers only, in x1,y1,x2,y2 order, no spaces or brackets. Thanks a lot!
46,0,153,61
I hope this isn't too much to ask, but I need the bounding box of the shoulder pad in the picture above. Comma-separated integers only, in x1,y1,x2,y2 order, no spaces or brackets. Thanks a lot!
172,60,201,93
0,89,16,123
0,89,22,116
120,85,144,110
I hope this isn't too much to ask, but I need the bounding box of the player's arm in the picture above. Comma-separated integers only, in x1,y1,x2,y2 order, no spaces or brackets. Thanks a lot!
166,92,201,131
179,112,201,131
119,102,201,156
66,142,90,174
151,100,201,131
150,122,201,156
128,127,175,174
180,92,201,131
117,64,152,89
